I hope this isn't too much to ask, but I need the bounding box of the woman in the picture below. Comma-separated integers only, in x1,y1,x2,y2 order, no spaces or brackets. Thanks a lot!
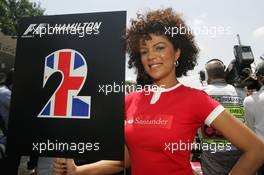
53,8,264,175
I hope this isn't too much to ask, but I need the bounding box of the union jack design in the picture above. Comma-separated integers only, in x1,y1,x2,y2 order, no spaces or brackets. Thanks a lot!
38,49,91,119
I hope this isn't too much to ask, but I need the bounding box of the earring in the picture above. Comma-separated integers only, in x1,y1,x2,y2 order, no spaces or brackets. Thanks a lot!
174,61,179,67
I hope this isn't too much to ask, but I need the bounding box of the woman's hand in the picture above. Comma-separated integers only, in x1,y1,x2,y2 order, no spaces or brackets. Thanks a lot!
53,158,77,175
52,145,129,175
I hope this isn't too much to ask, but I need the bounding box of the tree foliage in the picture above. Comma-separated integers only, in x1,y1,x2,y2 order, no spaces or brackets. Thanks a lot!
0,0,45,36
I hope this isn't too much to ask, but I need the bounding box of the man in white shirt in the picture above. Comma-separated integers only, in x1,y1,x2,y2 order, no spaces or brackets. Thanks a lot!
0,71,11,168
200,59,246,175
244,62,264,175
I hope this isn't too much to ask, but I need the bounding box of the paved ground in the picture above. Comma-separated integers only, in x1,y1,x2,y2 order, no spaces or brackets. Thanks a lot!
17,156,36,175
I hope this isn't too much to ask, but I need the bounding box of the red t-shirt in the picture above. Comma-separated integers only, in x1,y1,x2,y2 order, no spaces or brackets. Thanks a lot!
125,84,224,175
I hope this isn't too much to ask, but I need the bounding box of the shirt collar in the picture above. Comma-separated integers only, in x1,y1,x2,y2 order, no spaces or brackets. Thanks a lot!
150,83,182,104
150,83,182,93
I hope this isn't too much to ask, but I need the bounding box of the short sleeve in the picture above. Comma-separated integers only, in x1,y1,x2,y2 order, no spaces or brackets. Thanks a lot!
0,87,11,108
125,92,137,120
243,96,255,130
195,90,225,126
125,93,133,110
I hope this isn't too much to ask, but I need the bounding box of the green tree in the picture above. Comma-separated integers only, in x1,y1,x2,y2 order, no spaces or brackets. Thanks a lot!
0,0,45,36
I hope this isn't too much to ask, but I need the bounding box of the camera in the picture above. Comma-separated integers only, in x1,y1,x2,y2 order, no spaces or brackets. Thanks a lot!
199,34,259,90
225,35,259,90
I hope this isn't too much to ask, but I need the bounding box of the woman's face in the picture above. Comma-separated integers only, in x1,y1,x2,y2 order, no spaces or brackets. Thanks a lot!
139,34,180,86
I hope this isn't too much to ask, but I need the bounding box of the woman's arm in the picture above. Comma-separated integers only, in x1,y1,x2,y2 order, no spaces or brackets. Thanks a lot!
211,110,264,175
53,145,130,175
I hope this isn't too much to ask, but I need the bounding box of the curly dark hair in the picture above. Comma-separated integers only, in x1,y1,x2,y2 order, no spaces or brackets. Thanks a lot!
126,8,199,85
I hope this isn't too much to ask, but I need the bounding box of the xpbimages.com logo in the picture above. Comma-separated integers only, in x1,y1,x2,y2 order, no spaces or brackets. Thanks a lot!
21,22,102,38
